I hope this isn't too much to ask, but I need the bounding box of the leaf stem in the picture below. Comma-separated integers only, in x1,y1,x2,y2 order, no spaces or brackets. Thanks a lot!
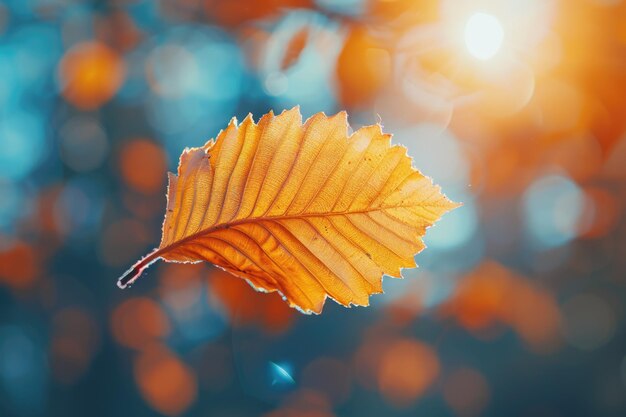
116,248,162,289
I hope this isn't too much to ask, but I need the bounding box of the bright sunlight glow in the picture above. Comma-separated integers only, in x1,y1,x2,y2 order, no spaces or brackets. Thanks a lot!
464,12,504,60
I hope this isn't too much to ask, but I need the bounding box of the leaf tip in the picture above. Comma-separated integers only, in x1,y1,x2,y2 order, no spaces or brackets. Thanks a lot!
279,106,303,125
242,113,255,125
335,109,348,120
442,195,463,212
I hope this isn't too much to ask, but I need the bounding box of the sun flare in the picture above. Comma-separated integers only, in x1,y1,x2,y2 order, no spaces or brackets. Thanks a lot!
464,12,504,60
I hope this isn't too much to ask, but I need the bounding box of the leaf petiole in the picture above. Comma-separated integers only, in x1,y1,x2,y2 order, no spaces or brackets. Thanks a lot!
116,249,161,289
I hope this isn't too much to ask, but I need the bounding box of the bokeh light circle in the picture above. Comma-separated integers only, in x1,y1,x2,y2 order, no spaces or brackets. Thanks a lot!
523,174,586,249
0,109,47,180
57,41,126,109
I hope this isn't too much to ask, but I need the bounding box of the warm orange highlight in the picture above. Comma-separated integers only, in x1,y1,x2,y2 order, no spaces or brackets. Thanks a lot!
441,261,562,353
204,0,312,26
119,139,168,194
337,25,390,108
133,344,197,416
111,297,170,350
58,41,125,109
0,241,39,289
281,27,309,71
118,108,458,314
378,339,439,407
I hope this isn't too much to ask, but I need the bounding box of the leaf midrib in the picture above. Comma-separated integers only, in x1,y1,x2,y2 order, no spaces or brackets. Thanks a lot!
156,203,431,260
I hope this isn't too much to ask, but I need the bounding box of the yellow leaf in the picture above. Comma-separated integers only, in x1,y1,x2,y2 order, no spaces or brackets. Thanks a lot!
118,108,459,314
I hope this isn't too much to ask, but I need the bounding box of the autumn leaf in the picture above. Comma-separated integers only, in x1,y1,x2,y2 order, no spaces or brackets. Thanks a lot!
117,108,459,314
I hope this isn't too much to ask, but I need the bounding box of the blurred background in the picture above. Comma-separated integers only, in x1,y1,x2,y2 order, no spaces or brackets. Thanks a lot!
1,0,625,416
